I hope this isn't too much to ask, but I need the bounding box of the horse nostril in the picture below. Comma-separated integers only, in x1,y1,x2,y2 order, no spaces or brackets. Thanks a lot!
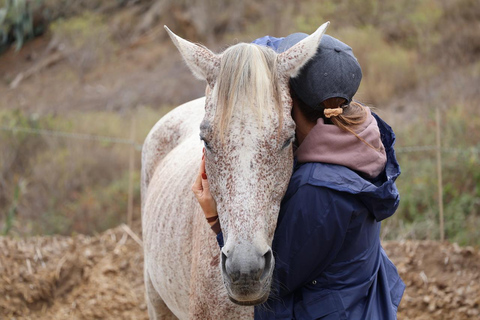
260,250,273,281
223,252,240,282
251,252,266,281
231,271,241,282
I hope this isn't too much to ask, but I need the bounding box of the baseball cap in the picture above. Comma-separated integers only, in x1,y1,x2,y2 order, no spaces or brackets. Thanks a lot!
277,33,362,108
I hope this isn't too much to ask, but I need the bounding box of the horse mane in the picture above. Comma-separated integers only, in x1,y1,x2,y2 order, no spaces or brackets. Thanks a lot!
214,43,282,139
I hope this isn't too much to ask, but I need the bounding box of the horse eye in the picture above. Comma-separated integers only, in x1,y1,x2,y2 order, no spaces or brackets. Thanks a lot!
204,140,211,150
281,136,295,150
200,137,212,150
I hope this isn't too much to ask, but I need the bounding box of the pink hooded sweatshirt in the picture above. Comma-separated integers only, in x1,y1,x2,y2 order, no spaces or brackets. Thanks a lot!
294,108,387,179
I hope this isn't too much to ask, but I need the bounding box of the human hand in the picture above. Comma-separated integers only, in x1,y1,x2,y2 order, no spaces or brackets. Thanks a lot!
192,149,218,227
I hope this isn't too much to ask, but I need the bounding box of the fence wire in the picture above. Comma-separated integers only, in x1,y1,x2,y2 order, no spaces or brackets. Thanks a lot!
1,124,480,155
0,125,143,150
396,145,480,155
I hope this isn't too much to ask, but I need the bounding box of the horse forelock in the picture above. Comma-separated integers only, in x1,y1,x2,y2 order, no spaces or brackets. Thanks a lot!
212,43,282,139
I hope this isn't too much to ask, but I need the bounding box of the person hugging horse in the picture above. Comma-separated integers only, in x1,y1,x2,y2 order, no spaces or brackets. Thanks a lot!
193,32,405,319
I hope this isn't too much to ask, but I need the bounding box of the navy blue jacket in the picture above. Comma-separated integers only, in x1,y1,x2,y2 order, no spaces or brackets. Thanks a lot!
216,116,405,319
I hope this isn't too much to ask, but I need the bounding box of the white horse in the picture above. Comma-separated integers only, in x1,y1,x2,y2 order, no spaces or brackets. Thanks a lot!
141,22,329,319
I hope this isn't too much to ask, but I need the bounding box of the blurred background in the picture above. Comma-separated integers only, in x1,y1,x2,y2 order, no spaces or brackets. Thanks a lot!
0,0,479,245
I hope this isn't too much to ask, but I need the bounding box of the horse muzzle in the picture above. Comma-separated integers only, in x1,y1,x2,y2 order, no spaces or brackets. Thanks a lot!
221,244,274,305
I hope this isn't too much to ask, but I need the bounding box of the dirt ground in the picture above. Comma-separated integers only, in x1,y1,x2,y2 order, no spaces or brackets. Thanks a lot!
1,226,479,320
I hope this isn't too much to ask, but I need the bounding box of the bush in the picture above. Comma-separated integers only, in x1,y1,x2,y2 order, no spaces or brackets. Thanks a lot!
333,26,418,106
0,107,169,236
49,12,113,82
382,103,480,245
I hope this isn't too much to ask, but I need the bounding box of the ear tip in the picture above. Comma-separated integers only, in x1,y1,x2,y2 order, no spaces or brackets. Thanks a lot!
319,21,330,32
164,26,177,42
165,25,176,37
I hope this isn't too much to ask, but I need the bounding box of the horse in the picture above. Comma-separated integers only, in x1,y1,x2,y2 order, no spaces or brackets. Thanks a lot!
141,22,330,319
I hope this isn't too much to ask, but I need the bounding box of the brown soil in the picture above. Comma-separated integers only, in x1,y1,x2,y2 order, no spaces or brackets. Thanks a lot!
0,225,148,320
384,241,480,320
1,227,479,319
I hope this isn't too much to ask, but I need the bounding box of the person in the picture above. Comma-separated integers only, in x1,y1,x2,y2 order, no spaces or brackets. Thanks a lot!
192,32,405,319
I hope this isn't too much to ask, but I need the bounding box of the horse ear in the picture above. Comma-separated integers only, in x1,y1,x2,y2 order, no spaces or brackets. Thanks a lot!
276,22,330,78
165,26,220,87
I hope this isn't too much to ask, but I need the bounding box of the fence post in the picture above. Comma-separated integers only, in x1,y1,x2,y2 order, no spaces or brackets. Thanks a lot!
127,116,136,227
435,107,445,241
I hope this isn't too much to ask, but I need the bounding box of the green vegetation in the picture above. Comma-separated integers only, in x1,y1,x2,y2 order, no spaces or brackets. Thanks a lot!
384,102,480,245
0,0,137,53
0,0,48,52
0,107,171,236
0,0,478,245
49,13,113,81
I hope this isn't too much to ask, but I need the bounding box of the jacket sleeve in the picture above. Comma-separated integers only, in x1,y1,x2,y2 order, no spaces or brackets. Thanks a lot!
273,184,354,297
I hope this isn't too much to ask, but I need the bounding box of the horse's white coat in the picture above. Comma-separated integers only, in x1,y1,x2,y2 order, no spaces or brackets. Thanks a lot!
142,22,329,319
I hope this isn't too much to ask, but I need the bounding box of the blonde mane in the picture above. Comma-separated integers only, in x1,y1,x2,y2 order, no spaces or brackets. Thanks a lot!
214,43,282,138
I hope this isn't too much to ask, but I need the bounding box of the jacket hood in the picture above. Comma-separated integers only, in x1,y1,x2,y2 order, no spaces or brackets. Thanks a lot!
295,108,386,179
289,113,401,222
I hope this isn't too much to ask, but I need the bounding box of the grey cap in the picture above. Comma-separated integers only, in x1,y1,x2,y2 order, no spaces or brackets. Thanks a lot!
277,33,362,108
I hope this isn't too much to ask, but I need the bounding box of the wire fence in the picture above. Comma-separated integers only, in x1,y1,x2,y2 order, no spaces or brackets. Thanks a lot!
2,124,479,155
1,122,141,230
396,145,480,154
0,125,143,150
1,121,479,240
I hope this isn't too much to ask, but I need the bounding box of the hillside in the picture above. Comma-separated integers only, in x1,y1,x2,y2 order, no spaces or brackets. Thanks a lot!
1,0,479,244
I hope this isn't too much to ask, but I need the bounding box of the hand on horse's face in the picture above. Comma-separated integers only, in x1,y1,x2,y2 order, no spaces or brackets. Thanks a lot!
192,149,218,225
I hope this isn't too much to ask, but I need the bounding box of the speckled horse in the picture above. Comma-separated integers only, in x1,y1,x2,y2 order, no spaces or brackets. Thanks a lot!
141,22,329,319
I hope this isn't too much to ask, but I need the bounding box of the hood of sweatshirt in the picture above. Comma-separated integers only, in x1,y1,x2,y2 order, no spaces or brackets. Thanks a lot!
286,112,401,222
294,108,386,179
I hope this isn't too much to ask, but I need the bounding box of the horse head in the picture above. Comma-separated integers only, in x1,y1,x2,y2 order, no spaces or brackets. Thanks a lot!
165,23,329,306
